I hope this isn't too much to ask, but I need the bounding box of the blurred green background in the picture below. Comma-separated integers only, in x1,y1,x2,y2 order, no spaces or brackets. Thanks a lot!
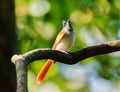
6,0,120,92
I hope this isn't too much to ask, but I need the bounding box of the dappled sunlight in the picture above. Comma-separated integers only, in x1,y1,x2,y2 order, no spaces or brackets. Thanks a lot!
90,25,106,43
71,10,93,25
97,0,111,14
62,61,101,80
15,0,28,17
15,0,120,91
28,70,61,92
29,0,51,17
89,78,116,92
115,82,120,92
36,22,56,40
59,60,101,90
66,78,85,90
40,82,62,92
79,25,106,46
80,26,96,45
113,0,120,10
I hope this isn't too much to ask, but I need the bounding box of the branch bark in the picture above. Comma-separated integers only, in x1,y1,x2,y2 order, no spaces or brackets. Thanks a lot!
11,40,120,92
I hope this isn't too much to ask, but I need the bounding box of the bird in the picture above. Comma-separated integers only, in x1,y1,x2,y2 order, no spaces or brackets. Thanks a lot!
37,19,76,84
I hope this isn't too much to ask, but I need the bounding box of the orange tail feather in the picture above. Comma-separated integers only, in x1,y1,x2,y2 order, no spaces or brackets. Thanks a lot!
37,59,54,84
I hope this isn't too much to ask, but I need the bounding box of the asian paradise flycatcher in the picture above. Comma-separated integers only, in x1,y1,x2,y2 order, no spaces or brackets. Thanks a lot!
37,19,76,84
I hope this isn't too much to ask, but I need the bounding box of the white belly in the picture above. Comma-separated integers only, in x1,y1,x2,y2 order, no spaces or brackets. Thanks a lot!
55,32,75,51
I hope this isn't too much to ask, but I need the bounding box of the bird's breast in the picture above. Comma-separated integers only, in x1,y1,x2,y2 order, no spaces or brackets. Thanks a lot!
55,32,75,51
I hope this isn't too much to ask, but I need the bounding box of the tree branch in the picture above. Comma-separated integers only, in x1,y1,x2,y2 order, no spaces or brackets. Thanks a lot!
12,40,120,64
11,40,120,92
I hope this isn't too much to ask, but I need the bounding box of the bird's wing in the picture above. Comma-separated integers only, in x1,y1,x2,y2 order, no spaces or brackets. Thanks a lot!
52,30,65,49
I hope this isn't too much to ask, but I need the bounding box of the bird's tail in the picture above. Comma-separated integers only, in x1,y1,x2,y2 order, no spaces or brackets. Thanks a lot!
37,59,54,84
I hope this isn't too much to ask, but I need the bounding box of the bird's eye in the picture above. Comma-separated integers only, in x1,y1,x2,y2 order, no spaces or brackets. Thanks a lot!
62,20,66,26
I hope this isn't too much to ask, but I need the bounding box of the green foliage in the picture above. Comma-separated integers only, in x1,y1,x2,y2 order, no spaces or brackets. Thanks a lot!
16,0,120,92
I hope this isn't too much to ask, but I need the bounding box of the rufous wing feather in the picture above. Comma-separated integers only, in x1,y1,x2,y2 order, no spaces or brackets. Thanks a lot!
52,30,65,49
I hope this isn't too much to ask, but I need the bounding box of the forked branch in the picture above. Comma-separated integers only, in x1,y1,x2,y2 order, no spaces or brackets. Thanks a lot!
11,40,120,92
